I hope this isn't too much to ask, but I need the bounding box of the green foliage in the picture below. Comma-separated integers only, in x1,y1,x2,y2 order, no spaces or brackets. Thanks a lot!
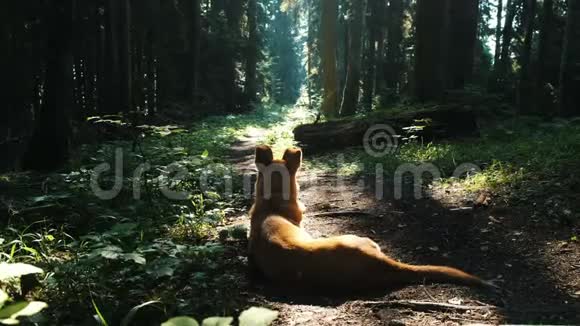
238,307,279,326
0,263,46,325
0,301,48,325
0,264,43,281
0,104,308,324
163,306,278,326
309,115,580,214
163,317,199,326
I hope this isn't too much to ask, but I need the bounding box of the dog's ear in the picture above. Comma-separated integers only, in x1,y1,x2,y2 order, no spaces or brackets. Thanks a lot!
283,148,302,174
255,145,273,168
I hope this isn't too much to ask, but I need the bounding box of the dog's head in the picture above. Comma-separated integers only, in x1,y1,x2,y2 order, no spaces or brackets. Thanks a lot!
254,145,302,202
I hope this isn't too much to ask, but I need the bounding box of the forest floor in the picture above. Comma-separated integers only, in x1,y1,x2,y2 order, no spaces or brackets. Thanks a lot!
226,118,580,326
0,104,579,325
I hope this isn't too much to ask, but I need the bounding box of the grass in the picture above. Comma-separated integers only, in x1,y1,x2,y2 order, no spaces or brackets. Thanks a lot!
308,115,580,215
0,104,313,325
1,102,579,324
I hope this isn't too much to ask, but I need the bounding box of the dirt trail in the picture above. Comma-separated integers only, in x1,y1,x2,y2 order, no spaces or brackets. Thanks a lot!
228,130,580,325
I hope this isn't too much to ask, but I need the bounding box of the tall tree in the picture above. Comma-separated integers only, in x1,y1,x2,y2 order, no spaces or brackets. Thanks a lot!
224,0,244,111
22,1,74,170
414,0,449,101
246,0,258,103
320,0,339,118
517,0,537,113
536,0,554,114
189,0,202,106
385,0,405,93
103,0,121,113
120,0,132,112
494,0,504,65
495,0,517,90
338,9,348,102
306,0,315,110
361,0,379,111
447,0,480,89
340,0,365,117
145,0,160,115
560,0,580,116
373,0,387,94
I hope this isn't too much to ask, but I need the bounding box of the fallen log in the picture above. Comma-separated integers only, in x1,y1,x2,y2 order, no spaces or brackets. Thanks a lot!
293,105,479,151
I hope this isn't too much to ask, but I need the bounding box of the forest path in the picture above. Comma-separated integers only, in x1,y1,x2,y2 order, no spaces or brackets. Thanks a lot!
226,127,580,325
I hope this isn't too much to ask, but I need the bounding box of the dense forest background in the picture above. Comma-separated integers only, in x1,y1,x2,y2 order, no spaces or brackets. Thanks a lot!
1,0,579,171
0,0,580,325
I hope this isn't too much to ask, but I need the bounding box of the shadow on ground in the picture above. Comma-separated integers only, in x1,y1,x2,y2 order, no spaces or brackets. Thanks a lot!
239,168,579,325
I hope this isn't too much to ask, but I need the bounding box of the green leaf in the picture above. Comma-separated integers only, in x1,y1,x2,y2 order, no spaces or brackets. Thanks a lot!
0,318,18,325
22,247,39,258
0,291,8,310
123,253,146,265
204,192,221,200
29,194,72,203
238,307,279,326
150,266,175,278
120,301,161,326
201,317,233,326
110,223,138,235
572,235,578,242
162,317,199,326
0,301,48,324
92,299,108,326
0,264,43,281
91,246,123,260
201,150,209,159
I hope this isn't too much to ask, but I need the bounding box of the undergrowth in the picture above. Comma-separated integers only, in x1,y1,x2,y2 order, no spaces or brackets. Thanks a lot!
0,104,312,325
1,102,578,324
307,116,580,224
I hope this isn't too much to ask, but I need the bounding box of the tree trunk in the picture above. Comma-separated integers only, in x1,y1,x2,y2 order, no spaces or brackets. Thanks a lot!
517,0,537,114
96,0,106,113
119,0,132,112
146,0,160,115
85,0,98,113
385,0,404,93
414,0,449,101
361,2,377,112
1,9,13,138
374,0,387,95
339,13,348,104
494,0,503,66
307,0,314,111
340,0,365,117
103,0,121,113
246,0,258,103
496,0,517,89
536,0,554,114
320,0,339,118
190,0,202,106
22,1,74,171
294,106,480,151
447,0,480,89
224,0,244,112
560,0,580,116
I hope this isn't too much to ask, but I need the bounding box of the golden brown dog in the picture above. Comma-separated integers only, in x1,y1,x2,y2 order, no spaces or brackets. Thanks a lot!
249,145,493,289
